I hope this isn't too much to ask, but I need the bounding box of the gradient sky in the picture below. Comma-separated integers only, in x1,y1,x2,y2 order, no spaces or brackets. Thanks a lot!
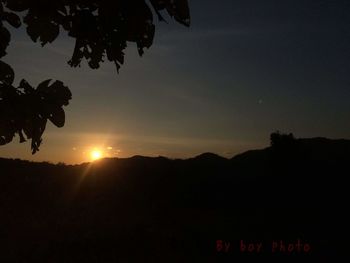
1,0,349,164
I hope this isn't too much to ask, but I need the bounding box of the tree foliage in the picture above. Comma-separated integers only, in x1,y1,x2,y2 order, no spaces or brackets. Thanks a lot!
270,131,296,148
0,0,190,153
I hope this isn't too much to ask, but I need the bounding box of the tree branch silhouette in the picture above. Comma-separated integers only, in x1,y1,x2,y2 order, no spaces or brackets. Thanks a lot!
0,0,190,153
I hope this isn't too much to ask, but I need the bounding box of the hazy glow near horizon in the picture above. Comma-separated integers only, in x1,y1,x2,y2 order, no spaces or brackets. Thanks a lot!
90,149,103,161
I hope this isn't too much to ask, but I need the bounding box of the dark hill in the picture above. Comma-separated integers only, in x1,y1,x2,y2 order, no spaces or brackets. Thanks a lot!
0,135,349,262
192,152,228,161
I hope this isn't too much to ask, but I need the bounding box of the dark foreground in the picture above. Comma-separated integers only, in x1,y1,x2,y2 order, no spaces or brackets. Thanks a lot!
0,135,349,262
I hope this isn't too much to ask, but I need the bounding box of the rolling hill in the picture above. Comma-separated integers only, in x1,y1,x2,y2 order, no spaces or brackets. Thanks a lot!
0,135,348,262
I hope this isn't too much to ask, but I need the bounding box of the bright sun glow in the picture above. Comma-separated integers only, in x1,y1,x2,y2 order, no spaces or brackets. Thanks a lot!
90,150,102,161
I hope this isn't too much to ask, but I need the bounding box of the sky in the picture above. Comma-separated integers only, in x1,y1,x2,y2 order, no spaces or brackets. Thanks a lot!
1,0,349,164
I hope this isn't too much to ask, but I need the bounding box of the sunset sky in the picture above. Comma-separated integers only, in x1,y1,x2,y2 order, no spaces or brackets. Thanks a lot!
1,0,349,164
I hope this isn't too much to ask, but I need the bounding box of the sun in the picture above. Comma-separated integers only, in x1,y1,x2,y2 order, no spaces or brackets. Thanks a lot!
90,149,103,161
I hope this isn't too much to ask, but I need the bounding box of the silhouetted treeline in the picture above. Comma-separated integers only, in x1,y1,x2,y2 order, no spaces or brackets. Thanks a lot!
0,134,349,262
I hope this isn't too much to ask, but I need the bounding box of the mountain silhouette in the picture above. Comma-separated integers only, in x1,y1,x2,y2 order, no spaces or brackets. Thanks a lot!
193,152,227,161
0,134,348,262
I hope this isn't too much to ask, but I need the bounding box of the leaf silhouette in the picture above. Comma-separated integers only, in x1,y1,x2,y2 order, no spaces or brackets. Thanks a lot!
0,60,14,85
36,79,52,91
0,24,10,58
18,78,35,93
3,11,21,28
2,0,191,70
170,0,191,27
0,62,71,153
48,107,65,128
150,0,191,26
24,9,60,45
3,0,29,12
0,0,190,153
